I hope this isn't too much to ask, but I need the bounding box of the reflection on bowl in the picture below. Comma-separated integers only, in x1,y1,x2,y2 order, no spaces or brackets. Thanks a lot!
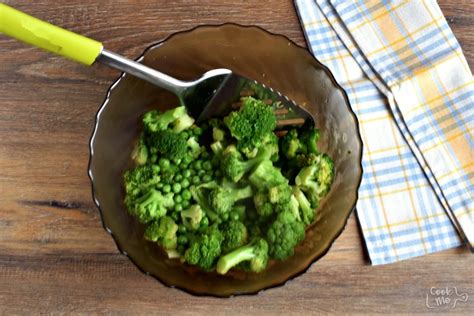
88,23,363,297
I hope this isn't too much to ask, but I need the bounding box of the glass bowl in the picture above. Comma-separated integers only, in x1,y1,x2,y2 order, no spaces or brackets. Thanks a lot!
88,24,363,297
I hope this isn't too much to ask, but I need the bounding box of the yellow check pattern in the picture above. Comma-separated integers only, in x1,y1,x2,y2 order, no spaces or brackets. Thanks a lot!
295,0,473,264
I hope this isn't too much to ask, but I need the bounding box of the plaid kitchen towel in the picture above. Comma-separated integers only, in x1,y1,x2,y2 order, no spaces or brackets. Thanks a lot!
295,0,473,264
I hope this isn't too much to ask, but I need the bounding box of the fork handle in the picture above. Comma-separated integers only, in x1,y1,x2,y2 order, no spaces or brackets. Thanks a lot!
0,3,102,65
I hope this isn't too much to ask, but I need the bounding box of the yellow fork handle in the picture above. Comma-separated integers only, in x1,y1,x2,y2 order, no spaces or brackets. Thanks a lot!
0,3,103,65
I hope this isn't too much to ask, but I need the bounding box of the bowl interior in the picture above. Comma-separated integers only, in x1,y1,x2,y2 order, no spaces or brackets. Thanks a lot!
89,24,362,297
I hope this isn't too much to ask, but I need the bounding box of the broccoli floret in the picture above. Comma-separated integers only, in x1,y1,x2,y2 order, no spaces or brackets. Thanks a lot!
147,130,188,160
299,125,320,154
221,145,273,182
180,204,204,230
190,182,220,222
131,133,148,165
266,209,305,260
208,185,253,215
295,154,334,203
127,189,174,223
280,125,320,160
184,225,223,270
293,186,316,226
248,160,288,190
187,136,203,158
213,126,226,142
143,106,194,133
280,129,303,159
224,96,277,152
220,220,248,253
317,154,335,192
123,165,160,198
253,183,292,217
144,216,178,250
294,152,320,168
216,237,269,274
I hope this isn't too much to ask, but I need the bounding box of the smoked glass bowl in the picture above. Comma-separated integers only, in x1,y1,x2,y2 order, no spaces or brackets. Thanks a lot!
88,24,363,297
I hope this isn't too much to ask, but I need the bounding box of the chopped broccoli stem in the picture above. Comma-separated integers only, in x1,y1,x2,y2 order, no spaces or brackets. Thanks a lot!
216,238,268,274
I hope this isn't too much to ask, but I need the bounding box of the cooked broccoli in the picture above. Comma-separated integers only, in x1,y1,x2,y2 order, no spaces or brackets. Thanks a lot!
293,186,316,226
220,220,248,253
143,106,194,133
216,237,269,274
221,145,273,182
266,209,306,260
187,136,203,158
280,125,320,160
184,225,223,270
248,160,288,189
144,216,178,250
190,182,220,222
224,96,277,152
123,164,160,198
131,133,148,165
299,125,320,154
208,185,253,215
294,152,320,168
280,129,303,159
181,204,204,230
295,153,334,203
127,189,174,223
253,183,292,217
124,95,334,273
147,130,188,160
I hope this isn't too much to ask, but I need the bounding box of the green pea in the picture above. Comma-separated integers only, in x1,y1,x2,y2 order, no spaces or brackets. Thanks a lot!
181,131,189,139
214,170,222,178
179,162,189,170
175,204,183,212
189,169,196,176
221,213,229,221
192,176,200,184
173,183,182,193
172,157,182,165
200,217,209,228
183,155,193,165
230,212,239,221
162,184,171,193
193,161,202,170
178,225,187,234
174,195,183,203
178,235,188,245
181,200,191,208
193,127,203,136
175,174,183,182
202,174,212,183
170,212,179,221
150,147,158,154
182,170,191,178
156,183,164,189
181,189,192,200
159,158,170,169
181,179,190,188
151,165,160,173
198,170,206,176
202,161,213,171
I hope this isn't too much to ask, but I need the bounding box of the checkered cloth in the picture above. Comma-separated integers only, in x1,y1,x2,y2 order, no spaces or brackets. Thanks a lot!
295,0,473,264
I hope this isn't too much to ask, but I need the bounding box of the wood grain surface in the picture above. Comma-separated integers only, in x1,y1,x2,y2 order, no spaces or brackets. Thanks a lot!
0,1,472,314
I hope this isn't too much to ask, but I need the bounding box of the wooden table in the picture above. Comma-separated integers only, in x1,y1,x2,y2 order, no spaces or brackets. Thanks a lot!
0,1,472,314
